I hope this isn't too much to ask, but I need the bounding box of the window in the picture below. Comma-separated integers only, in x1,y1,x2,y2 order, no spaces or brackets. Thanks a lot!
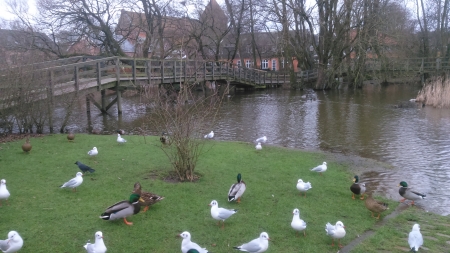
262,59,268,69
246,60,252,68
237,60,241,67
272,59,277,70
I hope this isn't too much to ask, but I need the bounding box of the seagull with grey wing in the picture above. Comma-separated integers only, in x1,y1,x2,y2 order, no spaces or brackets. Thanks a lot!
60,172,83,192
311,162,327,176
84,231,107,253
408,224,423,252
75,161,95,174
0,231,23,253
209,200,237,229
233,232,270,252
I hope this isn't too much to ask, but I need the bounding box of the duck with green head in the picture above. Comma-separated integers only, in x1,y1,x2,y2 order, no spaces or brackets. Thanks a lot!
350,175,366,200
99,193,144,225
228,173,246,203
398,181,426,205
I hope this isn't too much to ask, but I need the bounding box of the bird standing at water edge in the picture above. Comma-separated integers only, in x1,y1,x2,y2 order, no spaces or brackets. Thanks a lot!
364,193,389,219
350,175,366,200
75,161,95,174
325,221,346,248
291,208,307,237
60,172,83,192
233,232,270,252
99,193,144,225
179,231,211,253
408,224,423,252
311,162,327,175
0,231,23,253
296,179,312,197
228,173,246,203
117,134,127,144
209,200,238,228
84,231,107,253
0,179,10,206
398,181,426,205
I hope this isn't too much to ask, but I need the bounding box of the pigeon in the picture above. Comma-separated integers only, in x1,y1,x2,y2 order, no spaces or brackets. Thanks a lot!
296,179,312,197
75,161,95,174
209,200,237,228
60,172,83,192
117,134,127,144
255,136,267,143
233,232,270,252
408,224,423,252
325,221,346,248
84,231,107,253
0,179,10,206
255,142,262,150
204,131,214,139
0,231,23,253
179,231,211,253
291,208,307,237
87,147,98,157
311,162,327,175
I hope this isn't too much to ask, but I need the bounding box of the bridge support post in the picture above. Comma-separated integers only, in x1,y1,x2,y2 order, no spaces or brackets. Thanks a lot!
101,90,107,112
47,70,54,133
116,84,122,114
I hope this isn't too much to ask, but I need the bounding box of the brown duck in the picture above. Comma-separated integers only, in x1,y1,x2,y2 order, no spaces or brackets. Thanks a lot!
67,132,75,142
22,138,32,152
365,193,389,219
132,182,165,212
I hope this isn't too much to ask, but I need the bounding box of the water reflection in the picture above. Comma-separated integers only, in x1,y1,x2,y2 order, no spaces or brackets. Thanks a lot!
65,85,449,215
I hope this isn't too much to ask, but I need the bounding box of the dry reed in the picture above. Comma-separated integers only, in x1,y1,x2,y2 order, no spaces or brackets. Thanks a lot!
416,74,450,108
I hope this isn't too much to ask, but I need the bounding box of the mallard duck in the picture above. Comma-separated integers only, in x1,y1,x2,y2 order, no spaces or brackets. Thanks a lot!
408,224,423,252
228,173,246,203
100,193,144,225
67,132,75,142
132,182,164,212
160,132,169,144
398,181,426,205
21,138,32,152
0,179,10,206
325,221,346,248
179,231,211,253
296,179,312,197
350,175,366,200
364,193,389,219
291,208,307,237
311,162,327,175
0,231,23,253
116,129,125,135
209,200,237,229
84,231,107,253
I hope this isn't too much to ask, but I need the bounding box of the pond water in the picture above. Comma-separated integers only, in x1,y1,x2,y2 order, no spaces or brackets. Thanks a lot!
66,84,450,216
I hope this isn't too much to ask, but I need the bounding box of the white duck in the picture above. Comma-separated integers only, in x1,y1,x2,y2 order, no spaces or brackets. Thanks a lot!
204,131,214,139
209,200,237,228
228,173,246,203
311,162,327,175
296,179,312,197
255,136,267,143
233,232,270,252
117,134,127,144
325,221,346,248
87,147,98,157
60,172,84,192
0,231,23,253
179,231,211,253
255,142,262,150
84,231,107,253
0,179,11,206
408,224,423,252
291,208,307,237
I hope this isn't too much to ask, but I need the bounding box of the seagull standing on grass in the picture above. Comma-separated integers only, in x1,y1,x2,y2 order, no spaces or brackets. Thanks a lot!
408,224,423,252
84,231,107,253
311,162,327,176
255,136,267,143
117,134,127,144
209,200,237,228
87,147,98,158
0,179,10,206
60,172,83,192
233,232,270,252
291,208,307,237
204,131,214,139
325,221,346,248
0,231,23,253
255,142,262,150
179,231,211,253
296,179,312,197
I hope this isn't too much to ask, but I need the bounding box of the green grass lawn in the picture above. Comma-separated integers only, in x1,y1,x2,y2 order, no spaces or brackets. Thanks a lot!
0,134,410,252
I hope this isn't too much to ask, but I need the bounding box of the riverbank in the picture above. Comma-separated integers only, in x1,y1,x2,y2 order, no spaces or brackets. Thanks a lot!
0,134,448,252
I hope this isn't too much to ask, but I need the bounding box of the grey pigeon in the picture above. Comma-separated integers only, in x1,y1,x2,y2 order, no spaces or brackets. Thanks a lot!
75,161,95,173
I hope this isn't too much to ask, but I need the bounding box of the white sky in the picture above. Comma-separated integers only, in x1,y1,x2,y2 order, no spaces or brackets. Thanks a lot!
0,0,37,21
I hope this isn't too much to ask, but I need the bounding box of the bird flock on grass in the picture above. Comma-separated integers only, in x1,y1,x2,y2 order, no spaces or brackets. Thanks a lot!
1,131,428,252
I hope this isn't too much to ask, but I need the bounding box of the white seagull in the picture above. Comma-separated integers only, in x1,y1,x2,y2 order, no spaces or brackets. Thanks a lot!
84,231,107,253
255,142,262,150
87,147,98,157
255,136,267,143
117,134,127,144
0,231,23,253
179,231,211,253
204,131,214,139
296,179,312,197
311,162,327,176
291,208,307,237
60,172,84,192
233,232,270,252
209,200,237,229
408,224,423,252
0,179,10,206
325,221,346,248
